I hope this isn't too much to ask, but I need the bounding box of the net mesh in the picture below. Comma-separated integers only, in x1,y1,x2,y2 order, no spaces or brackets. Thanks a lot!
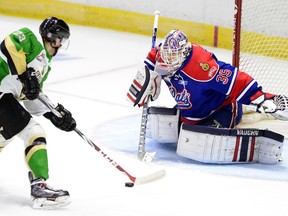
239,0,288,95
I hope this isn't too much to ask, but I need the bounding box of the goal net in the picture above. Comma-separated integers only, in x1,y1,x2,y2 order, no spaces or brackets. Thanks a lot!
233,0,288,124
233,0,288,96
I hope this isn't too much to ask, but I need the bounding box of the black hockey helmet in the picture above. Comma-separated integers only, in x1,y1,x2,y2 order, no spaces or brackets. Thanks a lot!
39,17,70,42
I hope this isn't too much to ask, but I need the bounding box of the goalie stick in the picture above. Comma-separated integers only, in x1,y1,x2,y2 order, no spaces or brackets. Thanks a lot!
138,10,160,162
37,94,166,185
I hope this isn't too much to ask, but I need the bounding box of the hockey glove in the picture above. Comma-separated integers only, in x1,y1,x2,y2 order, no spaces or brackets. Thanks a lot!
250,92,277,113
18,67,40,100
44,104,76,132
270,95,288,121
126,64,161,107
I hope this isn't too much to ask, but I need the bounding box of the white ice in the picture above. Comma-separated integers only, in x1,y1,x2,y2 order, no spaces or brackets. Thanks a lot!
1,15,288,216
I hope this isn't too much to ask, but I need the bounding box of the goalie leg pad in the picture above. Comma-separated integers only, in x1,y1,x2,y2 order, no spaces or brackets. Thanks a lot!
146,107,180,143
176,123,284,164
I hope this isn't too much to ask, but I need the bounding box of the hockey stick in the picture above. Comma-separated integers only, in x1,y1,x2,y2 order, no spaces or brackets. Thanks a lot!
37,94,166,185
73,128,165,185
138,10,160,162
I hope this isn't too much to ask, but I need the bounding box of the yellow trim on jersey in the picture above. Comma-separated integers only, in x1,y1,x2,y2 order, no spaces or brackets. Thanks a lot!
0,0,233,50
28,135,46,146
26,143,47,162
4,36,26,74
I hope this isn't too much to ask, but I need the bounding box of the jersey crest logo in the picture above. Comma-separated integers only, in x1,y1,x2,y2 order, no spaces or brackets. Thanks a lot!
167,74,192,109
169,87,192,109
13,30,26,42
200,62,209,71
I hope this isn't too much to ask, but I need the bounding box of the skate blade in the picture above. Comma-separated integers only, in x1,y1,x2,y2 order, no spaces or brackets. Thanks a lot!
32,195,71,209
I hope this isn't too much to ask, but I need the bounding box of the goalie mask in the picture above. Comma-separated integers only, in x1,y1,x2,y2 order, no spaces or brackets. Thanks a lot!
156,29,191,76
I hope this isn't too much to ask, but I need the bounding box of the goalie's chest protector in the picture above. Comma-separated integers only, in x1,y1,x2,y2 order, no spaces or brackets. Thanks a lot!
163,45,231,118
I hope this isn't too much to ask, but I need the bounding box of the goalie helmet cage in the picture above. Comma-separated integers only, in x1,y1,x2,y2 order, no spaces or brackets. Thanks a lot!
233,0,288,96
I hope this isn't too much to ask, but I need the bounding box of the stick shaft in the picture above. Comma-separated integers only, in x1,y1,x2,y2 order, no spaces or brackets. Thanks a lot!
138,11,160,161
37,94,165,184
73,128,136,182
151,11,160,49
37,95,136,182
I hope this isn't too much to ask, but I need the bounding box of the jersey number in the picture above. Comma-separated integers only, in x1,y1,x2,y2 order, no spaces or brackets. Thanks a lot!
216,69,232,84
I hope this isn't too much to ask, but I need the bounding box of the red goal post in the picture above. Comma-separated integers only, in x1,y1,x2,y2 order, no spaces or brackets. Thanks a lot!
233,0,288,96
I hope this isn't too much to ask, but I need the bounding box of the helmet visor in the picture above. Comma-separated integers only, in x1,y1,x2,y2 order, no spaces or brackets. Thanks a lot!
55,36,70,50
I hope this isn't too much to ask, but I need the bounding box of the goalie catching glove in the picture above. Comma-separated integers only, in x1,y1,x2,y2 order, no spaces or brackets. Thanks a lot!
250,92,277,113
44,104,76,131
126,64,161,107
271,95,288,121
250,92,288,121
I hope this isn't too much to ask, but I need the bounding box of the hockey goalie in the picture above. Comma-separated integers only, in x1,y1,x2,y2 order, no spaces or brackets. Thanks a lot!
126,29,288,164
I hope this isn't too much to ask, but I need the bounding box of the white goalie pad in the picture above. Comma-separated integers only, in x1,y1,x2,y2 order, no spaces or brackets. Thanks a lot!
146,107,180,143
176,123,285,164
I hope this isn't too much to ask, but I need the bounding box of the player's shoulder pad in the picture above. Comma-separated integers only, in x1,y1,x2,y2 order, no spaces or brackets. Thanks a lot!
182,44,219,82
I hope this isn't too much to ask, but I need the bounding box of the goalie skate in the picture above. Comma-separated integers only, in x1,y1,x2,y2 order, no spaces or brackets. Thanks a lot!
29,172,71,209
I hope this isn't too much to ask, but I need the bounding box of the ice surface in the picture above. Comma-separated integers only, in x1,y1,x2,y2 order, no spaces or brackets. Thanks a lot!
0,15,288,216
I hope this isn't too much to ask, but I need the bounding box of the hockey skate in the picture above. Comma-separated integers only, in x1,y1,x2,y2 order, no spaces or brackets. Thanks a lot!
28,172,71,209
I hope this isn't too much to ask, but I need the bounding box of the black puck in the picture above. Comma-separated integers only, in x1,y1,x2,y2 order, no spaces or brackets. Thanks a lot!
125,182,134,187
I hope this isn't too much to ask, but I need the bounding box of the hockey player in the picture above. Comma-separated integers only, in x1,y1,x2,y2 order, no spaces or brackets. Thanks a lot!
127,29,286,164
0,17,76,209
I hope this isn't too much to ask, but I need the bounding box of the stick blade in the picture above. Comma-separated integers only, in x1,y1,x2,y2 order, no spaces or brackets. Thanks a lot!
134,169,166,185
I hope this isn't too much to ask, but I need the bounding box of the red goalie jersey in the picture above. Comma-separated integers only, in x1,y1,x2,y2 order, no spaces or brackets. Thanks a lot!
144,38,266,128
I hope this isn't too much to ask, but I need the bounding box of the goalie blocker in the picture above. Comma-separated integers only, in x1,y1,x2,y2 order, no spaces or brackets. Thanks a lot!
146,106,285,164
126,64,161,107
